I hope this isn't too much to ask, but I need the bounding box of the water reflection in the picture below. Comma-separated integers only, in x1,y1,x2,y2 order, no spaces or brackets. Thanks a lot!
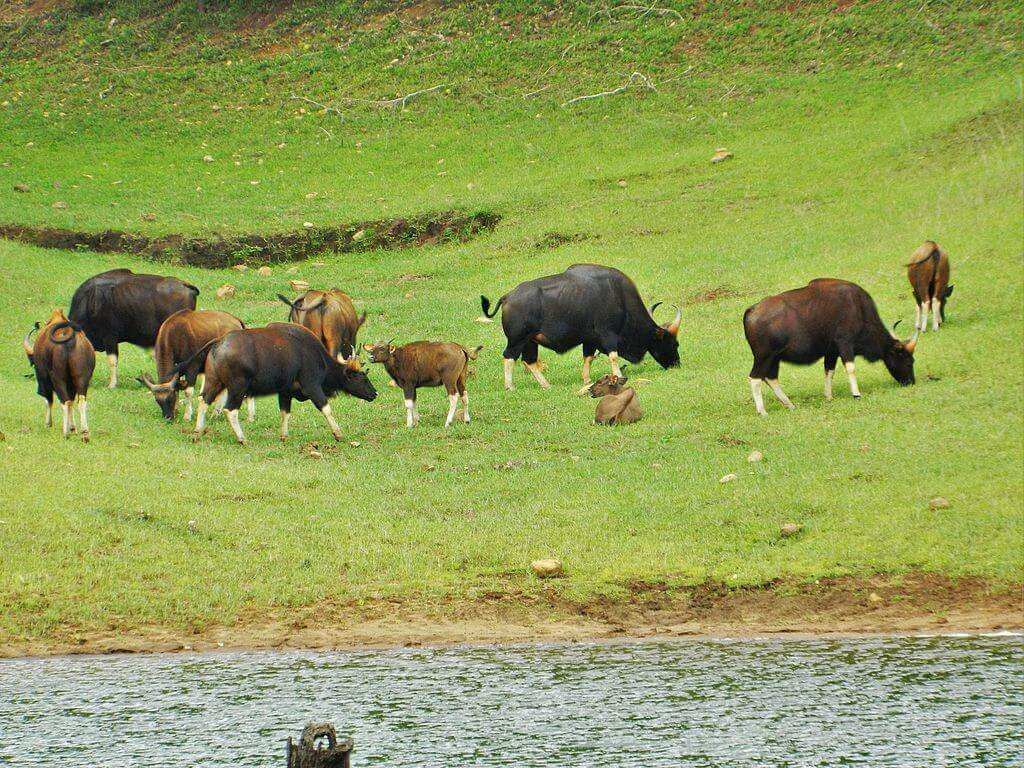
1,634,1021,767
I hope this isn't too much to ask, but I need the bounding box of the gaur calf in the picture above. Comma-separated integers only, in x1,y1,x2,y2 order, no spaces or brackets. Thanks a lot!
23,309,96,441
137,309,250,422
906,241,953,332
187,323,377,445
278,288,366,362
364,341,482,428
743,279,918,414
588,374,643,425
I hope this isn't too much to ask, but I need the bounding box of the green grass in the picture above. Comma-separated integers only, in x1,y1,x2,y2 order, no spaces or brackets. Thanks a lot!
0,0,1021,646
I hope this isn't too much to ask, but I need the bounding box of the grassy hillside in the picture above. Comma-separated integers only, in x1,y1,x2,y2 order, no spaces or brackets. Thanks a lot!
0,0,1021,651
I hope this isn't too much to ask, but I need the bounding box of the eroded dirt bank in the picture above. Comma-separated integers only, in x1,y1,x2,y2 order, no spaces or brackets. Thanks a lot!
4,574,1021,658
0,210,500,268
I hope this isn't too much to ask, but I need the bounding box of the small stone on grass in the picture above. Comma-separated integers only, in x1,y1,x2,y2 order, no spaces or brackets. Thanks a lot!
747,450,763,463
719,472,738,484
531,558,563,579
215,284,236,300
780,522,803,538
929,497,950,510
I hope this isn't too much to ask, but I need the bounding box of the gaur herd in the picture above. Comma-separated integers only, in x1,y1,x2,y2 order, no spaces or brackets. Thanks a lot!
23,242,953,444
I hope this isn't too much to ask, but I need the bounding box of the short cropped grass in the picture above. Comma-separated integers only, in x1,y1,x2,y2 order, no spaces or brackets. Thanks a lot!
0,0,1021,646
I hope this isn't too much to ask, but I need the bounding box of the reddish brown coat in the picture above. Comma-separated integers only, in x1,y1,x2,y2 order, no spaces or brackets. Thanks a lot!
279,288,366,361
906,241,952,325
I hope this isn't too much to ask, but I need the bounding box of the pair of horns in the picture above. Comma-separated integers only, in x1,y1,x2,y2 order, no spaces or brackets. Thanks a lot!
277,292,326,313
891,320,919,353
22,322,39,356
650,301,682,336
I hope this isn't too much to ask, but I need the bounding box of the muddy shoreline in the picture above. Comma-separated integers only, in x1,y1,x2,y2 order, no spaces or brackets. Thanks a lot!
3,574,1020,659
0,209,500,268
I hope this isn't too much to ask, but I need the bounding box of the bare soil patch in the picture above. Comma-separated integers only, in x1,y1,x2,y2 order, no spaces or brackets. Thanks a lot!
4,573,1020,658
0,210,500,269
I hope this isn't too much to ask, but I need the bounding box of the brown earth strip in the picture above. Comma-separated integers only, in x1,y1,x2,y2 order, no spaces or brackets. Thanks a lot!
0,210,500,269
3,573,1020,658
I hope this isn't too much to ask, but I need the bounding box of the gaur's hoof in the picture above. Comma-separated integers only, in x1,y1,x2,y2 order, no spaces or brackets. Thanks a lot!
332,431,342,441
81,432,90,443
191,433,202,443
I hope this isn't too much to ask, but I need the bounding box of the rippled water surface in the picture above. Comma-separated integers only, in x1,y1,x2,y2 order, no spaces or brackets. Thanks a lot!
1,634,1021,767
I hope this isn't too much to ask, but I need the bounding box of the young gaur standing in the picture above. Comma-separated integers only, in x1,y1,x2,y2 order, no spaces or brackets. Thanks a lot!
588,374,643,425
906,241,953,332
187,323,377,445
743,279,918,414
364,341,482,428
137,309,250,422
23,309,96,441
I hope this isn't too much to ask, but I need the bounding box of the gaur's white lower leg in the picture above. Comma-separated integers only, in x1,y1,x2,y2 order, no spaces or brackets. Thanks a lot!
503,358,514,390
44,400,53,428
183,387,195,422
582,355,594,385
824,369,835,401
609,351,622,378
279,410,290,441
766,378,795,409
919,302,930,332
225,409,245,444
212,390,228,415
106,353,118,388
524,361,550,389
77,396,90,441
321,404,342,440
931,297,941,330
245,396,256,423
914,303,922,331
61,401,73,437
461,392,470,423
750,377,766,415
193,399,209,438
444,393,459,428
405,398,416,428
845,361,861,397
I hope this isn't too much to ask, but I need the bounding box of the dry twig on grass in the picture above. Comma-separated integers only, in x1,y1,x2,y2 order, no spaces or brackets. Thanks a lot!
591,3,684,23
376,84,446,110
289,94,344,118
562,71,657,108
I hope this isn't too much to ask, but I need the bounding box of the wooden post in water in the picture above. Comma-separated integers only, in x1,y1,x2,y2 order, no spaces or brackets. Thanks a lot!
286,723,352,768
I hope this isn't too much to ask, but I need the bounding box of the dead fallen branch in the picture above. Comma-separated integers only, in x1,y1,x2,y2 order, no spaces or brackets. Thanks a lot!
591,3,684,23
289,94,344,118
375,84,446,110
562,72,657,108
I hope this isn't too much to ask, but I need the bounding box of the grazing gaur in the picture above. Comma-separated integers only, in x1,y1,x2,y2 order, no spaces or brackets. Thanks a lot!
906,241,953,332
363,341,482,428
277,288,366,362
187,323,376,445
136,309,250,422
69,269,199,388
743,278,918,415
588,374,643,425
480,264,680,390
23,309,96,441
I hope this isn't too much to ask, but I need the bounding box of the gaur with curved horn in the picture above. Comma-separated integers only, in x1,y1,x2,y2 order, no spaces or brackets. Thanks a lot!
278,288,366,363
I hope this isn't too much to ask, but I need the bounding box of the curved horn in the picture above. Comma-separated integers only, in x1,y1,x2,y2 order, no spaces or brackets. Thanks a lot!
649,301,663,317
22,324,38,356
276,293,300,309
137,373,159,391
666,306,682,336
904,328,919,355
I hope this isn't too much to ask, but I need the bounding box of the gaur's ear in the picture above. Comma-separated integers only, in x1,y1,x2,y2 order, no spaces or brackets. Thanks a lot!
388,344,396,354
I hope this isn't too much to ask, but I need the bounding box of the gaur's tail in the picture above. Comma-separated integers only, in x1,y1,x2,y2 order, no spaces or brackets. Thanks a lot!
479,295,505,319
49,321,84,345
905,242,940,268
464,344,484,361
162,337,218,385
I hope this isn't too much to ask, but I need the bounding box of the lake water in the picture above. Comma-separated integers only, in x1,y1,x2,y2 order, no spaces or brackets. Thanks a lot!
1,634,1021,767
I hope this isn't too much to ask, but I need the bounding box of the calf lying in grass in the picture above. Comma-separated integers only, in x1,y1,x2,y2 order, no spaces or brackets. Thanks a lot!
588,374,642,425
364,341,482,428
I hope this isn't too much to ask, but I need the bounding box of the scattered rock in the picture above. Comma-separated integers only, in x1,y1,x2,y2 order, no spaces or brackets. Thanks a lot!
307,449,323,459
531,558,564,579
711,148,733,163
868,592,884,603
202,155,214,163
352,229,367,242
13,183,29,193
256,266,272,277
929,497,950,510
779,522,803,538
141,212,157,222
290,279,310,292
231,264,248,272
215,284,236,300
311,261,326,267
617,179,627,187
187,520,198,534
349,440,360,448
303,221,315,229
52,201,68,209
859,443,870,452
747,450,763,463
286,266,298,274
719,472,738,484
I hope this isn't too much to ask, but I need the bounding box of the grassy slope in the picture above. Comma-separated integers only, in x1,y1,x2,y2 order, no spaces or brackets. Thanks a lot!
0,1,1021,646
